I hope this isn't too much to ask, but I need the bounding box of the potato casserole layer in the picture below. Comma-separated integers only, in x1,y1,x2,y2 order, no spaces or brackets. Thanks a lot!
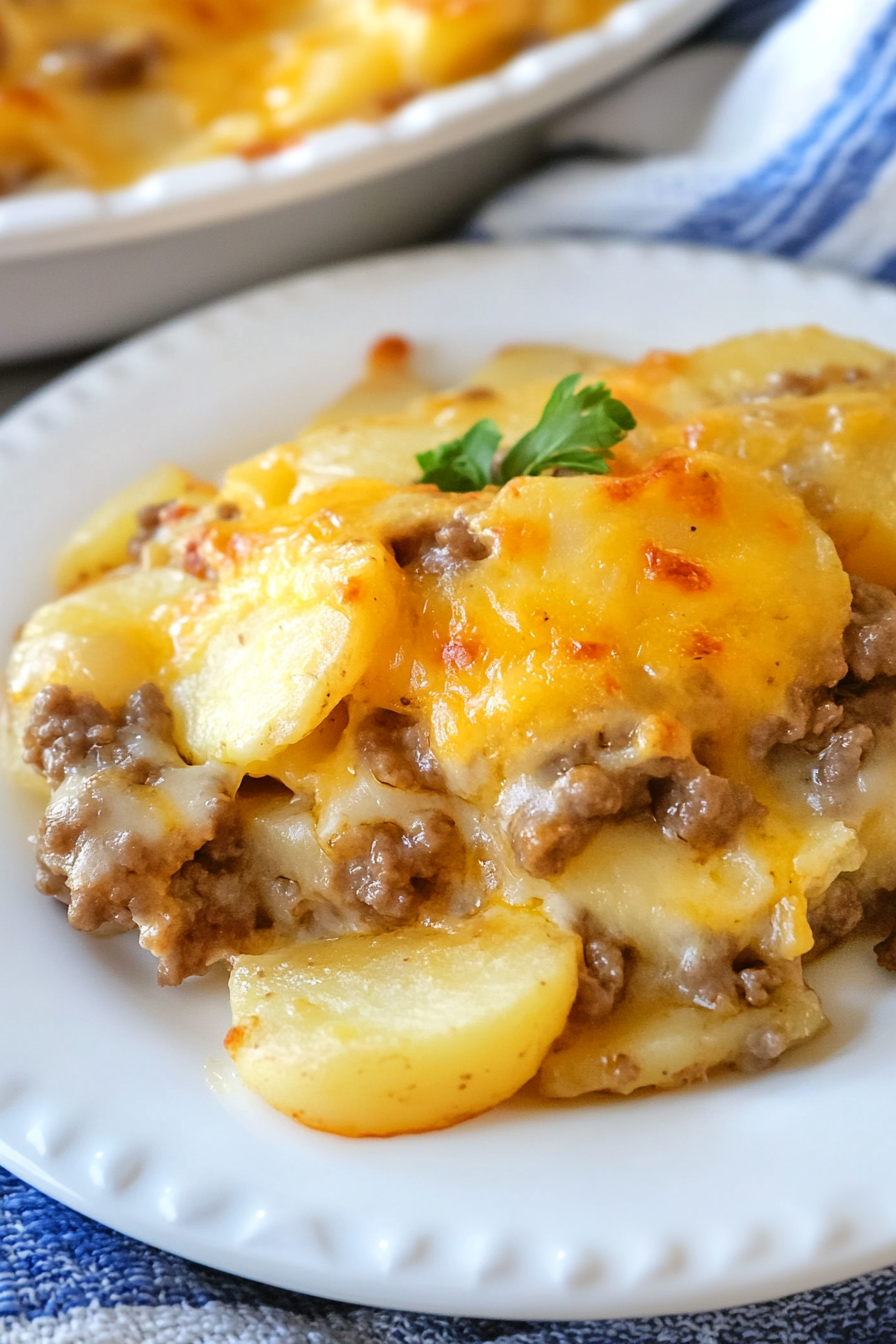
9,327,896,1135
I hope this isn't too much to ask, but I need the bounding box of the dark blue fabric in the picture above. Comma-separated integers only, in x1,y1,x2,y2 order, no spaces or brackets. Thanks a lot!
5,1164,896,1339
0,1166,326,1322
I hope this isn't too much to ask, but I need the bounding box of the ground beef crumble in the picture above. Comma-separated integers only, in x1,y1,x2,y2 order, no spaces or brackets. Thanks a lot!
573,920,629,1022
844,576,896,681
808,875,864,956
508,748,760,879
136,811,263,986
329,813,461,922
767,576,896,970
23,684,118,787
24,682,240,983
68,32,164,92
390,513,489,573
356,708,445,791
736,1025,791,1072
652,765,759,850
127,501,172,559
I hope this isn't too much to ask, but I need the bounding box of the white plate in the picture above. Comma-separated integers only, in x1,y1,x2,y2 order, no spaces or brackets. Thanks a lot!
2,241,896,1322
0,0,724,360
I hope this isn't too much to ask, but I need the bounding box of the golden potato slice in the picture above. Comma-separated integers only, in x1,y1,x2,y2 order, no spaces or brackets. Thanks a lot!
540,979,825,1098
221,419,450,509
8,568,200,717
54,464,216,594
227,906,579,1136
604,326,895,424
221,350,620,507
675,326,893,404
165,533,400,768
466,343,613,393
305,335,432,429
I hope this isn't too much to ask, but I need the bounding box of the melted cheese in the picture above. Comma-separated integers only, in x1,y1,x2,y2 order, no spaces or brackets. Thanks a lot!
383,457,849,783
13,327,896,1107
0,0,620,189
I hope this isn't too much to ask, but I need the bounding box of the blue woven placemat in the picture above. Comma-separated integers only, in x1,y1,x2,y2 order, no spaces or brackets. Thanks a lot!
3,1165,896,1341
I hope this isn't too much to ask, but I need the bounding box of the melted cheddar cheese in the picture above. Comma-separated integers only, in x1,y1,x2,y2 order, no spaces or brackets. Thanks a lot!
10,327,896,1133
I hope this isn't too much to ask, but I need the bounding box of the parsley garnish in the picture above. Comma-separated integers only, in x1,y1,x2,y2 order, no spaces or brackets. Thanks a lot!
415,419,501,493
416,375,636,492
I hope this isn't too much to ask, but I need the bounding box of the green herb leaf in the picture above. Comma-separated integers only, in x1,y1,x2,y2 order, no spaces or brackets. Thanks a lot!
415,376,636,491
497,375,635,483
416,419,501,492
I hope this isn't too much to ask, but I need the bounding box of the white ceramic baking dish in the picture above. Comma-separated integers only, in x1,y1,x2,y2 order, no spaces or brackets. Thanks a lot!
0,0,725,361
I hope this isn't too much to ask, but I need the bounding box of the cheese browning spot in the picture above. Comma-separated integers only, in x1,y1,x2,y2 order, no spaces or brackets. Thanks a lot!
643,544,712,592
567,641,611,661
686,630,724,659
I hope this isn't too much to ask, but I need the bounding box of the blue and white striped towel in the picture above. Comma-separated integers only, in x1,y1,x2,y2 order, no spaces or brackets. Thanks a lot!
474,0,896,282
8,1,896,1339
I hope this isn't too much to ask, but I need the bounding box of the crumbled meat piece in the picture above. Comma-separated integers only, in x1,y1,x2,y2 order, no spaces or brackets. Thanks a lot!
674,937,738,1009
121,681,175,738
39,779,218,936
127,501,171,558
23,685,117,787
25,683,239,976
330,813,460,922
839,677,896,732
736,962,787,1007
72,32,163,91
509,748,758,879
574,921,628,1021
391,513,489,573
808,875,864,956
736,1026,790,1073
509,763,632,878
34,855,69,898
755,580,896,760
134,811,259,985
843,576,896,681
355,709,445,791
810,724,874,809
603,1054,640,1089
871,888,896,972
875,930,896,972
652,765,760,849
751,681,847,758
766,365,869,397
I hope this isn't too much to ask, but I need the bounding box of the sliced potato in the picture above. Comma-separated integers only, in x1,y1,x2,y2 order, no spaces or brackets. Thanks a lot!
466,343,613,393
677,326,893,404
305,335,432,428
539,979,825,1098
220,351,621,507
606,327,895,422
7,567,200,717
165,534,400,767
54,463,216,594
227,905,579,1136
